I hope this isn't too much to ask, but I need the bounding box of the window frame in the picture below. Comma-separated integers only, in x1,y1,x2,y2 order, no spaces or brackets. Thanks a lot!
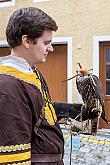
0,0,15,7
33,0,51,2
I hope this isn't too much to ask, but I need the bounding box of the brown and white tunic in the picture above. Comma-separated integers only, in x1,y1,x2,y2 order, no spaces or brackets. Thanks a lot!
0,55,64,165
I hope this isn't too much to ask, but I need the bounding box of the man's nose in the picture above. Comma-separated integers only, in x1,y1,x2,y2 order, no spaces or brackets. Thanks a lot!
47,45,54,52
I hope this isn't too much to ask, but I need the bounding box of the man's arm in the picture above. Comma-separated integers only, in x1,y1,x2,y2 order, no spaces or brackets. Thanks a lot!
53,102,98,122
0,93,31,164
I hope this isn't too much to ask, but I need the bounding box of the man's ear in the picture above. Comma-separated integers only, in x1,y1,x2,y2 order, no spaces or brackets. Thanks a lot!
21,35,31,49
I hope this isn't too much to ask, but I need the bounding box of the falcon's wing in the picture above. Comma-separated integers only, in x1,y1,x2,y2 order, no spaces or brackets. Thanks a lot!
92,75,104,105
92,75,108,124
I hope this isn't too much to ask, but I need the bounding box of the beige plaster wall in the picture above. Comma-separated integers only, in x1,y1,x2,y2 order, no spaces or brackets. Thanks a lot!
0,0,110,101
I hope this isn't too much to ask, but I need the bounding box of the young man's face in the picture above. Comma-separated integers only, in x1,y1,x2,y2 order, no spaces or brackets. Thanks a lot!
29,30,53,66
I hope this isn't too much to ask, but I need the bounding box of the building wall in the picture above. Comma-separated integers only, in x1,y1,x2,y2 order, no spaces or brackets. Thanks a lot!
0,0,110,102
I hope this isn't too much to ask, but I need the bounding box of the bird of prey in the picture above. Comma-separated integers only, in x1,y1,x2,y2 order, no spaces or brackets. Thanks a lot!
62,63,109,135
76,63,109,135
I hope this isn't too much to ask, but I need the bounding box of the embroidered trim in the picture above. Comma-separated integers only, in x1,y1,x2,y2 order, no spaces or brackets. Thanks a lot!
0,143,31,153
0,151,30,163
44,104,57,125
34,68,57,125
0,66,41,90
8,160,31,165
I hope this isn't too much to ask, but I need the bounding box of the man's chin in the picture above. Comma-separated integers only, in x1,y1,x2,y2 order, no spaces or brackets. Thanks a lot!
41,58,46,63
36,59,46,64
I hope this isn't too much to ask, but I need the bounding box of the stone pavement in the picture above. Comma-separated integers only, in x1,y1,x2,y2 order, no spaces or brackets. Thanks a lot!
61,125,110,165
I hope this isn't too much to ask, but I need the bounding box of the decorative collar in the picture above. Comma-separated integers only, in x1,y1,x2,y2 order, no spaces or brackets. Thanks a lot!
0,55,33,74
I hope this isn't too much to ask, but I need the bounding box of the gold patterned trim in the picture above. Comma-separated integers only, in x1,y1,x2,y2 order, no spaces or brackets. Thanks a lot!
0,151,30,163
44,103,57,125
8,160,31,165
0,65,41,90
0,143,31,153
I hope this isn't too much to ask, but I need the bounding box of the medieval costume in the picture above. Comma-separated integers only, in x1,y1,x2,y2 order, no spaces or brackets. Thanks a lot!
0,55,64,165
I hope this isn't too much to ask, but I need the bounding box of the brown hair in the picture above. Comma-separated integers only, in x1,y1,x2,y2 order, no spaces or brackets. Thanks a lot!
6,7,58,48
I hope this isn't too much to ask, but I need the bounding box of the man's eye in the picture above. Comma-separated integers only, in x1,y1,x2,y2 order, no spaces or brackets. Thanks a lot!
44,42,51,45
44,42,49,45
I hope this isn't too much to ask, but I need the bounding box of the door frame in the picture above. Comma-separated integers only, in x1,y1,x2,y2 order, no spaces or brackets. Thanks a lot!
93,35,110,128
93,35,110,77
0,37,73,103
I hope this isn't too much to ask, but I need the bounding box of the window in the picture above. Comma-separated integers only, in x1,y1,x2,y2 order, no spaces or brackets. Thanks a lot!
0,0,15,7
106,48,110,95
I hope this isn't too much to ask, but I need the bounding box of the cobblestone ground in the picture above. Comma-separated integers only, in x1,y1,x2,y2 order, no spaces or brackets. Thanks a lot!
61,125,110,165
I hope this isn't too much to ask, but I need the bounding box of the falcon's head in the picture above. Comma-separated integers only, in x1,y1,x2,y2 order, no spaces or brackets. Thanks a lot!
77,63,90,76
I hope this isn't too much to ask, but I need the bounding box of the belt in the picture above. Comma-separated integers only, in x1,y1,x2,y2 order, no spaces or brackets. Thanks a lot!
31,153,63,163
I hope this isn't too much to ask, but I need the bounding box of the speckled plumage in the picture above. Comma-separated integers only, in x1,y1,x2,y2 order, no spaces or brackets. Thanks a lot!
76,64,108,134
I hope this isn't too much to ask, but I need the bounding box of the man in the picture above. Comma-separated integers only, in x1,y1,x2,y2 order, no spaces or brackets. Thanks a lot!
0,7,64,164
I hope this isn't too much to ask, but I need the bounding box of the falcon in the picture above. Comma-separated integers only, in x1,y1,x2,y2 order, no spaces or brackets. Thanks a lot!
62,63,109,135
76,63,108,135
